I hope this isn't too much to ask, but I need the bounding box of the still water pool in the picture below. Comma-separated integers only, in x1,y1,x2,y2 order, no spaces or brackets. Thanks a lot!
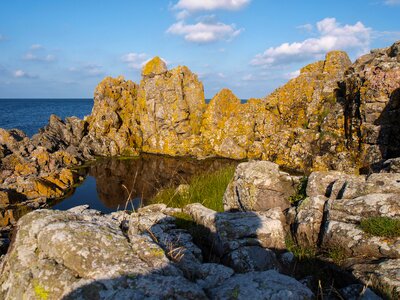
52,154,238,213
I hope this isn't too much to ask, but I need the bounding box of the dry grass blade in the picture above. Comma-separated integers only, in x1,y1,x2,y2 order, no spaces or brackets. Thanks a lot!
121,169,139,212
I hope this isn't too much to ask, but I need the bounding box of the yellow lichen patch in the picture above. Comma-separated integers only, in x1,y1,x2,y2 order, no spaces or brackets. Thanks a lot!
31,178,64,199
15,162,37,176
33,280,49,300
300,60,324,74
142,56,167,77
323,51,351,75
32,148,50,167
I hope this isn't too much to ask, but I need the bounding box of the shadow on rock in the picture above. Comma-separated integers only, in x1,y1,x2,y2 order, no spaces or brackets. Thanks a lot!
0,205,317,299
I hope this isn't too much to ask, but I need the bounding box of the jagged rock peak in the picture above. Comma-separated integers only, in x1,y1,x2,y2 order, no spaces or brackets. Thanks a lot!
210,88,241,106
300,50,351,75
141,56,168,77
387,40,400,57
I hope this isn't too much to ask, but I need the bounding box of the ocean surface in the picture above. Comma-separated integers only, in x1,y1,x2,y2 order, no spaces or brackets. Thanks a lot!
0,98,93,137
0,98,246,137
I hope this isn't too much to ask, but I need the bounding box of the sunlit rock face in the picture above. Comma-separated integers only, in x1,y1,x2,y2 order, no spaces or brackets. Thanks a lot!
87,50,357,173
137,57,206,156
341,41,400,172
83,76,141,157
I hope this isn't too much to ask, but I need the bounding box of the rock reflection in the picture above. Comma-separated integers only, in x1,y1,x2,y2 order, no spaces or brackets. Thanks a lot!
87,154,238,210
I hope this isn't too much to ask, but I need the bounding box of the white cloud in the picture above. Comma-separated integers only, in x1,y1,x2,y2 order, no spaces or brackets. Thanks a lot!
287,70,300,79
384,0,400,5
30,44,43,50
23,53,56,62
217,72,226,78
174,0,250,12
68,64,104,77
167,20,243,43
13,70,38,79
176,9,190,20
251,18,371,67
121,53,149,69
296,23,313,32
0,34,5,41
242,74,255,81
23,45,56,62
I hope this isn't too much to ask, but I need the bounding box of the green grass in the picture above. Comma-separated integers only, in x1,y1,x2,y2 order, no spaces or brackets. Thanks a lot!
150,165,236,212
288,176,308,204
327,245,347,266
360,216,400,238
285,234,316,261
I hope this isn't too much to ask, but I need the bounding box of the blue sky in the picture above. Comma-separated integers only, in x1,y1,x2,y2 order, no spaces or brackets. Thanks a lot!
0,0,399,99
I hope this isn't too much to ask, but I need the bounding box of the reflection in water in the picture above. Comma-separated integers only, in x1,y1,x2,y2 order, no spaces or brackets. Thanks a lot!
53,154,238,213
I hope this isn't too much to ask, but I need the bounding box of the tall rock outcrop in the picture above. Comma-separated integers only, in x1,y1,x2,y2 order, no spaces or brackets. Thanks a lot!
137,57,206,156
199,50,353,171
342,41,400,171
200,89,264,159
258,51,353,172
82,76,140,157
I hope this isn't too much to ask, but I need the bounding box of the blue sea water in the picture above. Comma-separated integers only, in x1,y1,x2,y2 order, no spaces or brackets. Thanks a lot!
0,98,93,137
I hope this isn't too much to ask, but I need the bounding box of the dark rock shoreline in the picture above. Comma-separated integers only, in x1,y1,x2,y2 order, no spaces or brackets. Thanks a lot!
0,41,399,299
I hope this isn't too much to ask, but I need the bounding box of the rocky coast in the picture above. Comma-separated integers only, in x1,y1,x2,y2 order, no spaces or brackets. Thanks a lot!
0,41,399,299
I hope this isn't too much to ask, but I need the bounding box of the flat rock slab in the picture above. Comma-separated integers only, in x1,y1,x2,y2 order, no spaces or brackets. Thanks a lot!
208,270,314,299
351,259,400,297
184,203,286,255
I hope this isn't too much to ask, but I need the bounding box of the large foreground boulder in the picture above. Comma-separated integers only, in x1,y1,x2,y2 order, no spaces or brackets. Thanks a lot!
223,160,297,212
0,206,314,299
0,209,204,299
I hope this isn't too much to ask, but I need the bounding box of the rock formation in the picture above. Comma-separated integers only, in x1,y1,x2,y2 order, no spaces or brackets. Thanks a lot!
1,42,400,298
342,41,400,171
0,205,315,299
3,41,399,180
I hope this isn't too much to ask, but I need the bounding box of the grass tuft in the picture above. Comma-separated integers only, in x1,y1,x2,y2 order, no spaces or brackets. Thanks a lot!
150,165,236,212
288,176,308,204
360,216,400,238
285,234,316,260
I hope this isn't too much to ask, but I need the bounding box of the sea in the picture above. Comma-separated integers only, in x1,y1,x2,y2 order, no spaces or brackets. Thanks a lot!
0,98,94,137
0,98,231,136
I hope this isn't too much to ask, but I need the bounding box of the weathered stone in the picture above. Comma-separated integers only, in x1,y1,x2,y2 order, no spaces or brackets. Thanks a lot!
83,76,140,157
293,195,327,247
141,56,168,77
194,263,234,290
322,194,400,259
184,203,286,267
32,115,87,153
201,89,262,159
223,246,280,273
330,193,400,221
351,259,400,297
343,41,400,169
0,209,207,300
306,171,366,198
339,284,381,300
381,157,400,173
307,170,400,201
208,270,314,299
259,50,353,172
137,62,205,156
223,161,295,212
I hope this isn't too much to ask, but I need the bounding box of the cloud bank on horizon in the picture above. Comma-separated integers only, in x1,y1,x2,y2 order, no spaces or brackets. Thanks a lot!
0,0,399,98
251,18,371,67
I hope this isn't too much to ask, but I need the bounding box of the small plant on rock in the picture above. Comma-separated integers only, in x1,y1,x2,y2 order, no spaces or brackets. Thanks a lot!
289,176,308,205
360,216,400,238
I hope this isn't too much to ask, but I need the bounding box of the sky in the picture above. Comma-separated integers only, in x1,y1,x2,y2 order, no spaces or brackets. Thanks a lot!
0,0,399,99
